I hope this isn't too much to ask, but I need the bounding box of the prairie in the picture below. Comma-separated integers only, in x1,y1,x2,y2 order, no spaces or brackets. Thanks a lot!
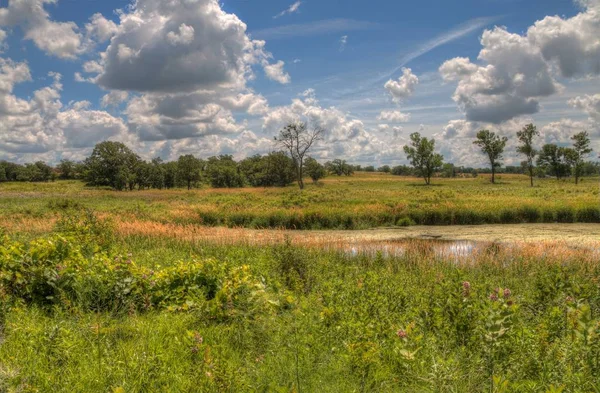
1,174,599,392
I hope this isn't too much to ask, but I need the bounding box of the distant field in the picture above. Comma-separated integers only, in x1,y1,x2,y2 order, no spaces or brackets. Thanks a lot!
1,172,599,231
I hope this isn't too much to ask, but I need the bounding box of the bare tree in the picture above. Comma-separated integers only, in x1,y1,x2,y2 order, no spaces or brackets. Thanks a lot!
275,122,324,189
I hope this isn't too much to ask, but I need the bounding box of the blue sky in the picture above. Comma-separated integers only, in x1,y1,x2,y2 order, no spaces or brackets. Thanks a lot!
0,0,598,166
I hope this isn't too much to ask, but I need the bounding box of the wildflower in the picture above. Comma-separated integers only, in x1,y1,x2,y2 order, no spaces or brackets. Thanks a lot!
397,329,407,338
489,293,498,301
566,296,574,303
462,281,471,297
194,332,203,345
503,288,511,298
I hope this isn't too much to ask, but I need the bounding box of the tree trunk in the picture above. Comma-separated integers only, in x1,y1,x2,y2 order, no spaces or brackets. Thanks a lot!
491,165,495,184
187,179,191,190
529,166,534,187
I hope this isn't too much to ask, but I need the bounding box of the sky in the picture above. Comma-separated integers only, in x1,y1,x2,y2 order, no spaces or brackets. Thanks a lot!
0,0,599,167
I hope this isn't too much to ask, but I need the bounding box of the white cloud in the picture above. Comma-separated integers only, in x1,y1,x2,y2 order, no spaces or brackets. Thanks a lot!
569,94,600,123
0,0,83,59
166,23,195,46
85,13,118,43
0,59,128,159
378,110,411,123
263,60,291,84
440,0,600,124
101,91,129,108
384,68,419,102
273,1,302,19
85,0,287,93
252,19,379,40
339,35,348,52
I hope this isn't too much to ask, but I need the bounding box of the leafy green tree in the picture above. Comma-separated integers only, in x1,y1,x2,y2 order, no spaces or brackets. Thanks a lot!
364,165,376,172
441,163,456,178
0,162,6,182
240,152,295,187
473,130,508,184
206,155,244,188
275,122,324,190
378,165,391,173
516,123,539,187
570,131,593,185
326,159,354,176
57,160,78,180
84,142,140,190
304,157,327,183
537,144,570,180
177,155,203,190
149,158,166,189
163,161,178,189
403,132,444,185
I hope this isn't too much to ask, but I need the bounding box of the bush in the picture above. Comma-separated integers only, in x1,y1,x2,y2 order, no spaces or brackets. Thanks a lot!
556,207,575,223
576,207,600,223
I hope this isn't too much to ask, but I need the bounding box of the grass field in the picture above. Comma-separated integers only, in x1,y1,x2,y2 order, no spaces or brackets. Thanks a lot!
1,173,599,231
1,175,599,392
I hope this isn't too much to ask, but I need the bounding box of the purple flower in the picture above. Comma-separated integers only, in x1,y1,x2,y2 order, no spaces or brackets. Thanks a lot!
503,288,511,298
397,329,407,338
489,293,498,301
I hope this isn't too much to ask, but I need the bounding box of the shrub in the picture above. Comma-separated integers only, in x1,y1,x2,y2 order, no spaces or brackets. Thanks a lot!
576,207,600,223
556,207,575,223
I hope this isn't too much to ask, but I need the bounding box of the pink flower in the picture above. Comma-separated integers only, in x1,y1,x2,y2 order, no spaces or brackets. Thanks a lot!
397,329,407,338
503,288,511,298
489,293,498,301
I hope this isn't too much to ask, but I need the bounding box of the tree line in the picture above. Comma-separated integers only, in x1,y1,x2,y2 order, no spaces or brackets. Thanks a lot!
0,122,597,189
403,124,596,186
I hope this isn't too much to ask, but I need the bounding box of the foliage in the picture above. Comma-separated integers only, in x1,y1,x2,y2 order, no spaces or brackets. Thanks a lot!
403,132,444,185
1,217,600,391
516,123,539,187
474,130,508,184
83,141,141,191
205,155,245,188
275,122,324,190
303,157,327,183
239,152,296,187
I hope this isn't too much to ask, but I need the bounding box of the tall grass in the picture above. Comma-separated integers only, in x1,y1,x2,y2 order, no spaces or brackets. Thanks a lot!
1,212,599,392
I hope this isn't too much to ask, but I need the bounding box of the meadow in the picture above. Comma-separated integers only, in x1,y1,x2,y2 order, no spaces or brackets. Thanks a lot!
1,174,599,392
0,173,599,232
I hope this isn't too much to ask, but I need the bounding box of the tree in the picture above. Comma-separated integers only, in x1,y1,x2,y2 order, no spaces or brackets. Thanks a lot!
304,157,327,183
571,131,593,185
275,122,324,190
378,165,391,173
537,144,569,180
58,159,77,180
177,155,203,190
473,130,508,184
441,163,456,178
516,123,539,187
239,152,295,187
149,158,166,189
403,132,444,185
326,159,354,176
84,141,140,190
205,155,244,188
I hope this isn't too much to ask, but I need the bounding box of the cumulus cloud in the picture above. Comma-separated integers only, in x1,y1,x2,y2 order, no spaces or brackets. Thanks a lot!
84,0,288,93
384,68,419,102
440,0,600,124
0,58,128,160
273,1,302,19
123,90,272,141
263,60,291,84
0,0,83,59
85,13,118,43
101,91,129,108
377,110,411,123
569,94,600,123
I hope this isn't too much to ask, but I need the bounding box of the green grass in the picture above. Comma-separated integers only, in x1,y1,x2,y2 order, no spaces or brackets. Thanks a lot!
0,212,599,392
1,173,599,229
